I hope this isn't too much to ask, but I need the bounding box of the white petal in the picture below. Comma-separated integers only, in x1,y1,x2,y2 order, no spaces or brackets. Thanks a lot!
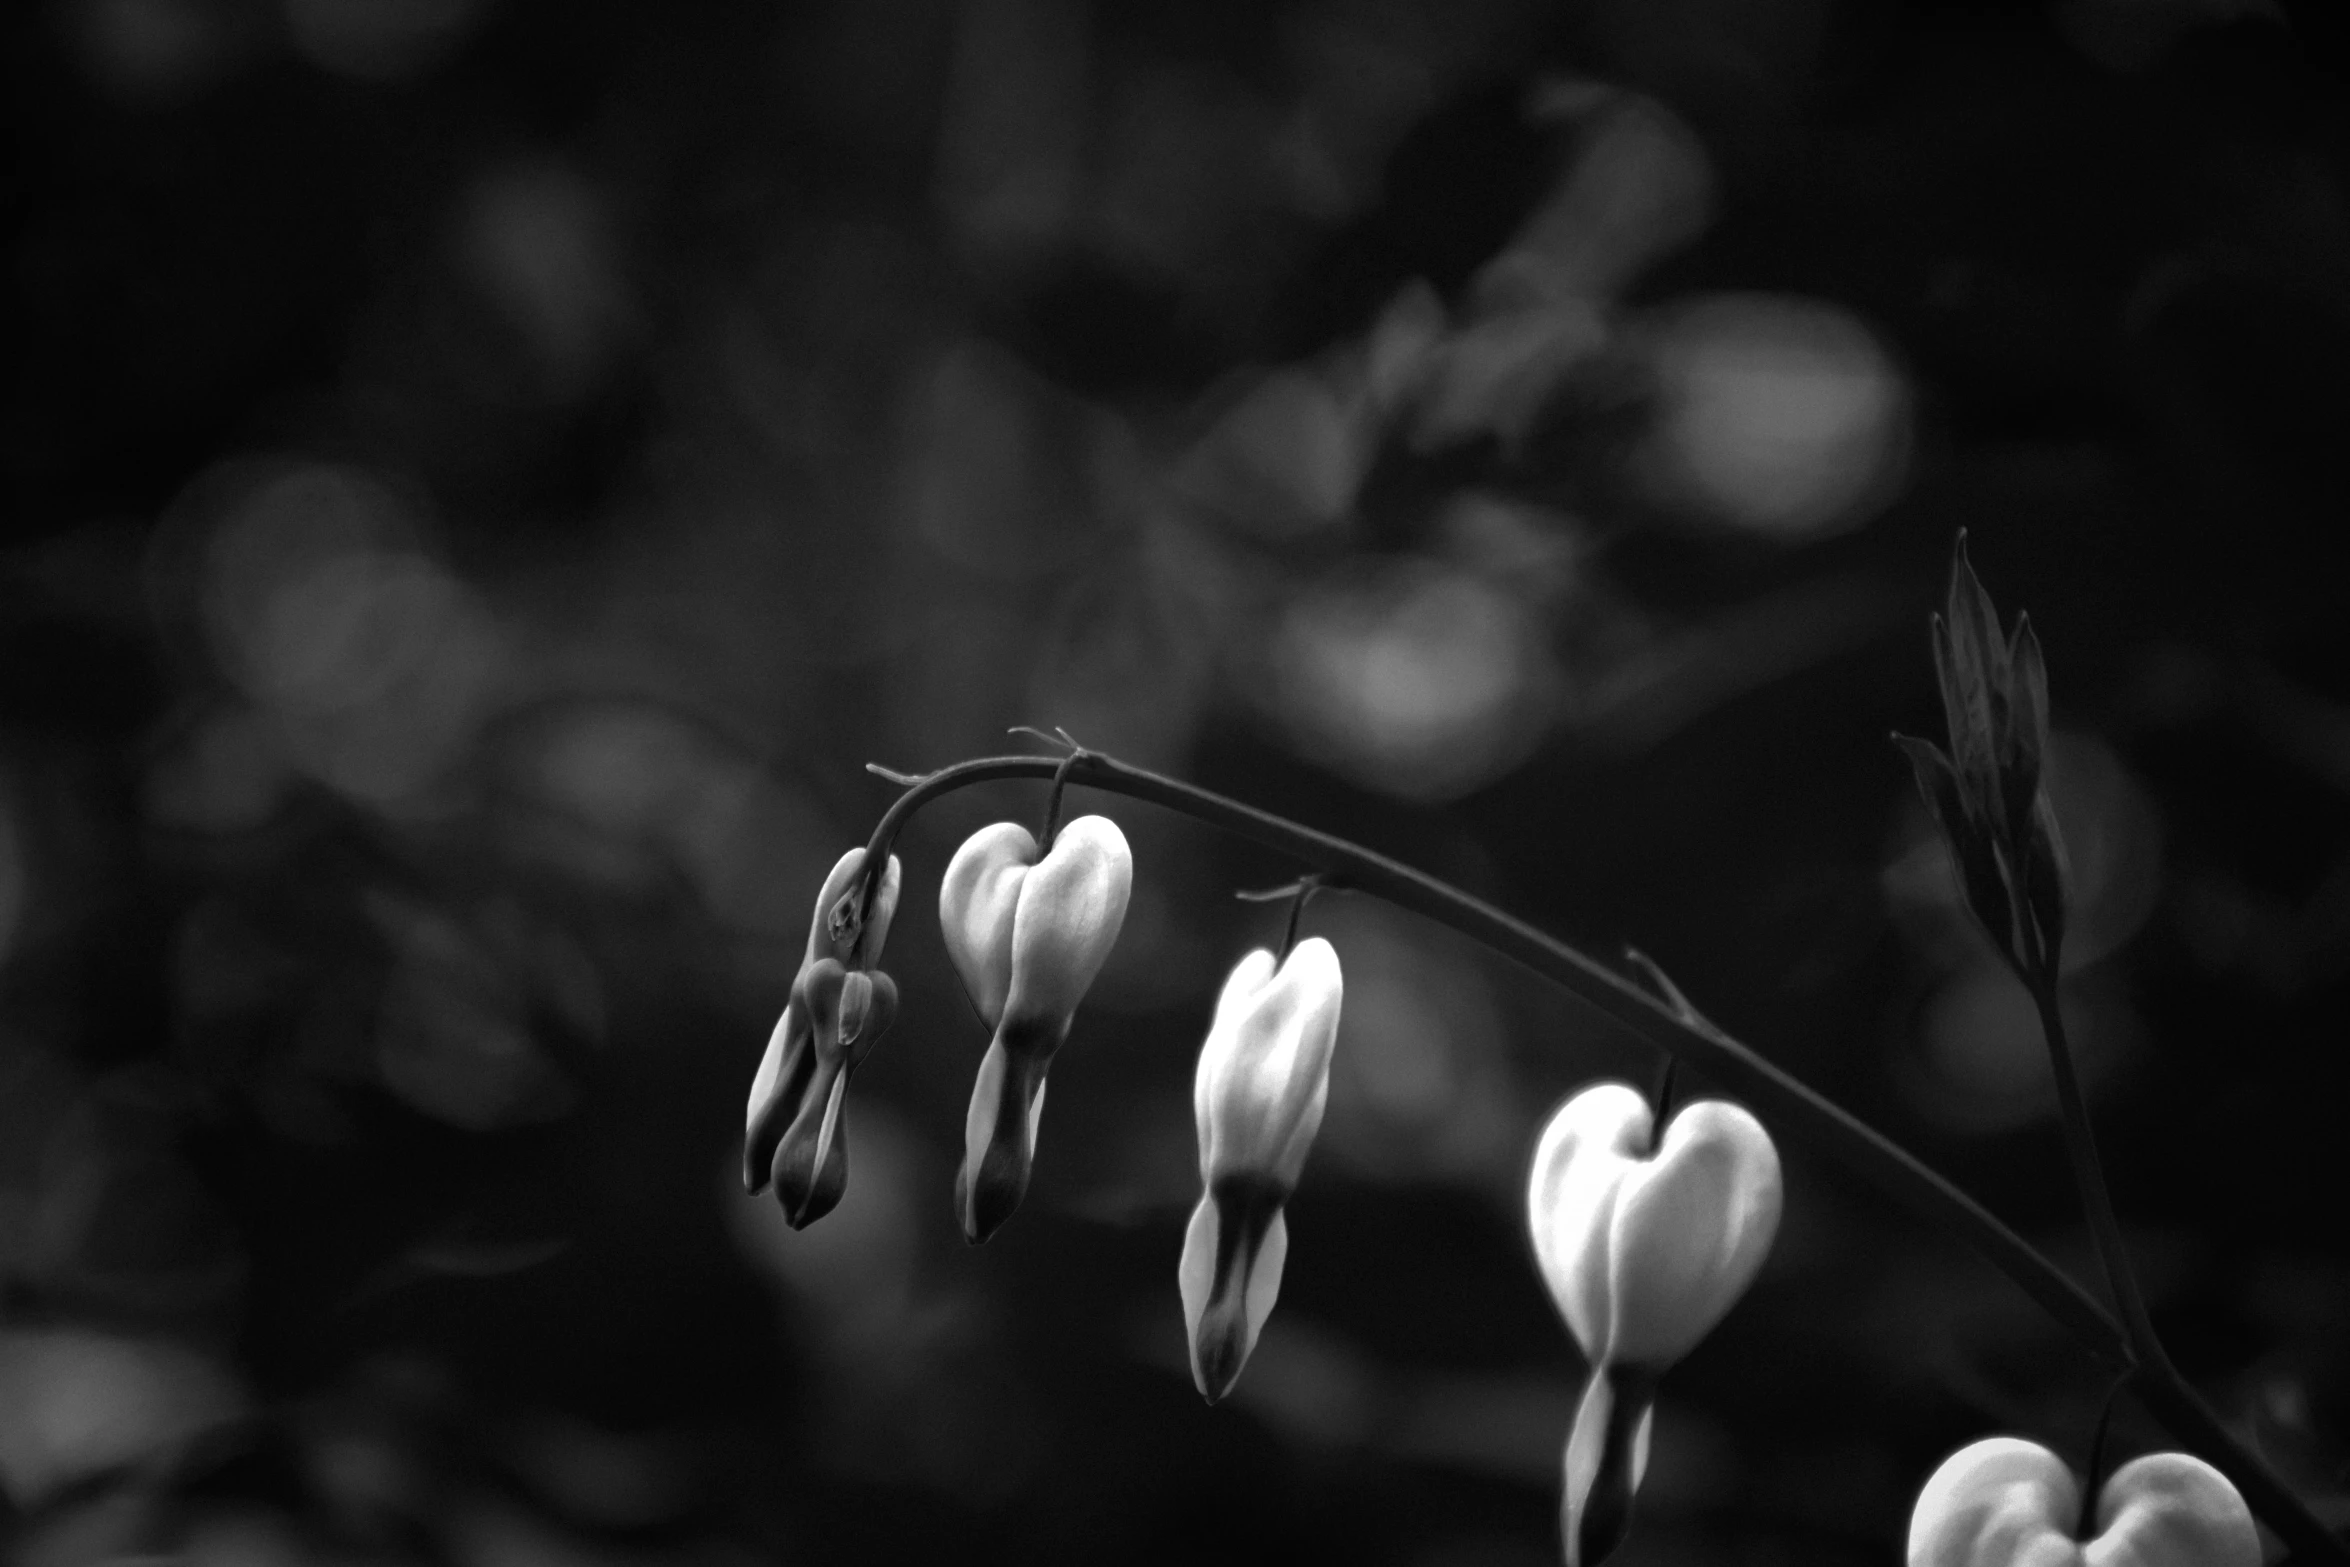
2090,1454,2258,1567
938,823,1036,1028
1604,1099,1781,1368
1526,1083,1652,1360
1003,814,1132,1026
1906,1438,2079,1567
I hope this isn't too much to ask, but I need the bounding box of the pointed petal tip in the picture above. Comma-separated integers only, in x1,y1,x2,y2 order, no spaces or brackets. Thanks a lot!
1190,1326,1248,1406
954,1165,1020,1244
965,1182,1020,1243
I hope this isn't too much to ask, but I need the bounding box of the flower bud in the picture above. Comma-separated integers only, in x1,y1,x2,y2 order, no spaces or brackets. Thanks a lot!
744,848,903,1228
1178,938,1343,1402
1906,1438,2258,1567
1559,1363,1656,1567
1526,1083,1781,1372
1894,536,2070,979
939,815,1133,1241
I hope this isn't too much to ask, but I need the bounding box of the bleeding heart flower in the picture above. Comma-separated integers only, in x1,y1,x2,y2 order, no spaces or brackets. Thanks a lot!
1178,936,1343,1402
1907,1437,2258,1567
938,814,1132,1241
745,847,903,1228
1527,1082,1782,1372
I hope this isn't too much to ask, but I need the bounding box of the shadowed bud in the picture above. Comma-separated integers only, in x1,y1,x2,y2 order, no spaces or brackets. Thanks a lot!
744,848,903,1228
1560,1364,1656,1567
1527,1083,1781,1372
1894,536,2069,979
940,815,1133,1241
1906,1438,2258,1567
1178,938,1344,1401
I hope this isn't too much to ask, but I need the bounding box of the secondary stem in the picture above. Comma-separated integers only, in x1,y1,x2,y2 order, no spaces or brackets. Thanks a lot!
843,749,2342,1563
2028,975,2164,1359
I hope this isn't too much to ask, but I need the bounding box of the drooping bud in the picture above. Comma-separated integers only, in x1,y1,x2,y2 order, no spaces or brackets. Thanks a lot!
1894,535,2070,980
1526,1083,1782,1372
1178,938,1343,1402
939,815,1132,1242
1559,1363,1656,1567
1906,1438,2258,1567
744,848,903,1228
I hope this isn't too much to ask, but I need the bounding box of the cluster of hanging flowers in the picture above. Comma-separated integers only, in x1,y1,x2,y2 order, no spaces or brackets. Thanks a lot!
743,797,1348,1399
741,735,2263,1563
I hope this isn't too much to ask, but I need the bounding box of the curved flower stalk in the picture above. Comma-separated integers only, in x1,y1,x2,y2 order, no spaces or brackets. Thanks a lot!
809,745,2339,1563
1908,1437,2258,1567
744,848,904,1229
1527,1082,1782,1565
939,815,1133,1242
1178,936,1343,1404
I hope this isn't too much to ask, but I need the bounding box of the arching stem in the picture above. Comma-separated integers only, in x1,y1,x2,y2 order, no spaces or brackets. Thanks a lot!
838,748,2341,1564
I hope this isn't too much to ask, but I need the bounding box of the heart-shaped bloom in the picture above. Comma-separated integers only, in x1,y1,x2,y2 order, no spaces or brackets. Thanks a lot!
1527,1082,1782,1372
1528,1083,1781,1566
1907,1437,2258,1567
744,847,902,1229
938,815,1132,1242
1178,936,1343,1403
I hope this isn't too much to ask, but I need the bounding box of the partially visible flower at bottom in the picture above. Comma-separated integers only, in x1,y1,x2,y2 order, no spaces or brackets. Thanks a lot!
1178,936,1342,1403
1527,1083,1782,1372
745,847,903,1229
1906,1437,2258,1567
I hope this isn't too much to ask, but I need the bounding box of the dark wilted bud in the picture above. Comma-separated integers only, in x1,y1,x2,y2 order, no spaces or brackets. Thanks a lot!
1894,536,2069,980
1178,937,1343,1402
744,848,903,1228
939,815,1132,1242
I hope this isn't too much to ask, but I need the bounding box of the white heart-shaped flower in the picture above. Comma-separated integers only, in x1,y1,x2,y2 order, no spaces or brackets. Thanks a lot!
938,816,1132,1031
938,814,1133,1242
1526,1082,1782,1370
1906,1437,2258,1567
1179,936,1344,1402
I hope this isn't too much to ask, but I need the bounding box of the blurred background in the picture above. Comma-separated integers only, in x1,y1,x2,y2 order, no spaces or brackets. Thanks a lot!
7,0,2350,1561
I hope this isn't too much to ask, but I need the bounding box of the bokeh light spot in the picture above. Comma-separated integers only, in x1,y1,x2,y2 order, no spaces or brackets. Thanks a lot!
1638,293,1910,541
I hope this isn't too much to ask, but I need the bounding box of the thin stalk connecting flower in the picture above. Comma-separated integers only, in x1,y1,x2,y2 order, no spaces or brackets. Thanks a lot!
1895,540,2168,1383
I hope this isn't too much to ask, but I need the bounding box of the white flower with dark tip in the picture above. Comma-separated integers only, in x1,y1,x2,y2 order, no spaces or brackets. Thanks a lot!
938,815,1132,1242
1527,1082,1781,1565
1178,936,1343,1403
